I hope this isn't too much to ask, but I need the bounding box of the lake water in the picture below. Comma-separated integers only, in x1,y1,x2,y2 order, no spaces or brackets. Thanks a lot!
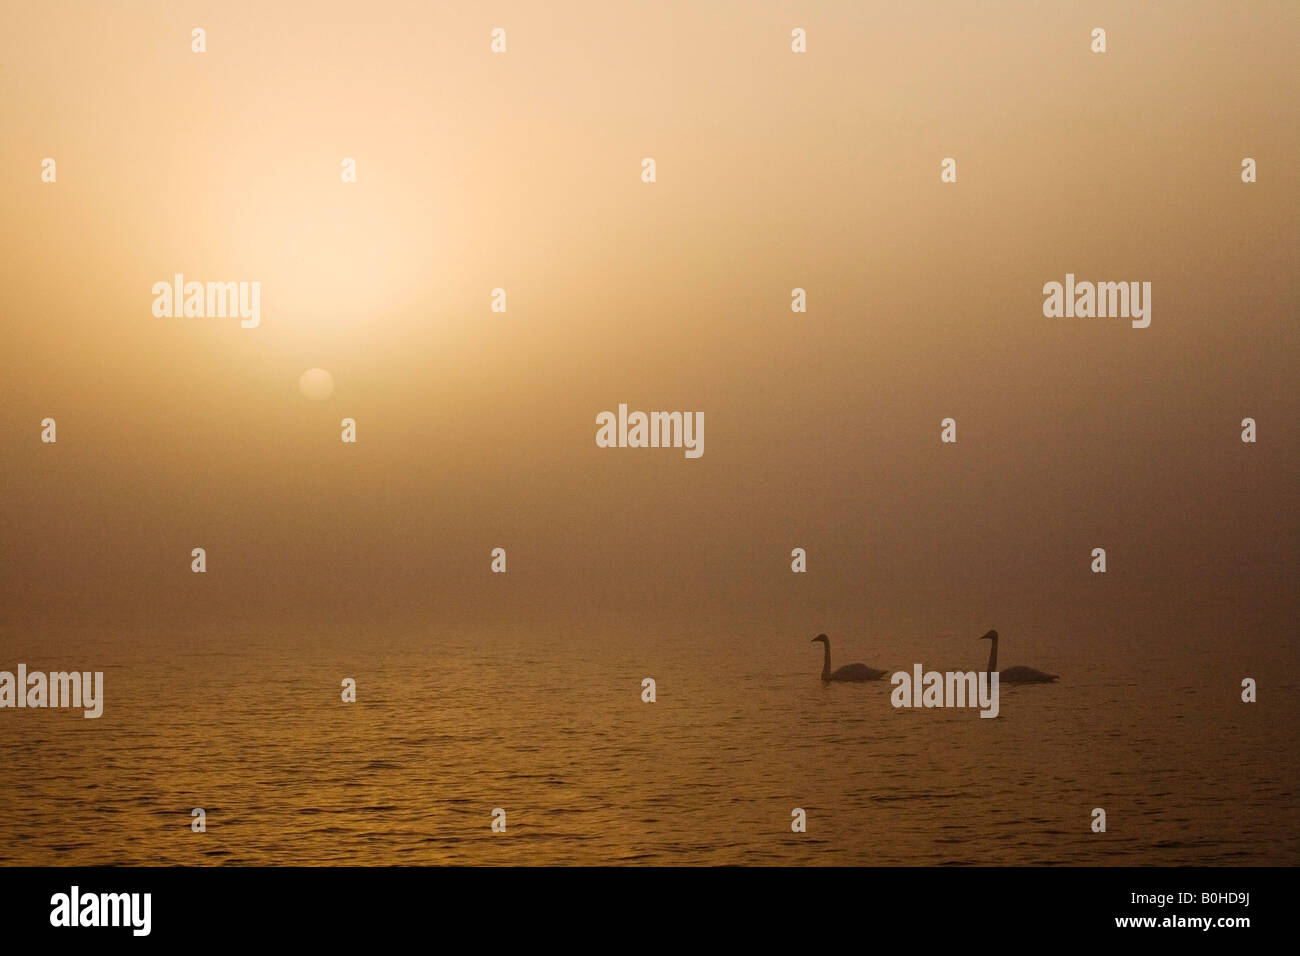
1,620,1294,865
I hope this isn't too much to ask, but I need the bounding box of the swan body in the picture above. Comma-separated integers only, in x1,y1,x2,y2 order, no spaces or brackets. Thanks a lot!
998,665,1058,683
812,634,888,682
980,630,1057,683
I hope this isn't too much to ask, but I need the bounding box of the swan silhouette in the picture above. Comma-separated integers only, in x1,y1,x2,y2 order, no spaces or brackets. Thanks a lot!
812,634,888,682
980,629,1057,683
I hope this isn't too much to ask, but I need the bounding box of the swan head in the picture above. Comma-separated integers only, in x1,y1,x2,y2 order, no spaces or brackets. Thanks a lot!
979,629,998,641
811,633,829,644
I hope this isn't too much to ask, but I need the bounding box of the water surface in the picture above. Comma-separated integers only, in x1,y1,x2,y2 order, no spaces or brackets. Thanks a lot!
1,621,1294,865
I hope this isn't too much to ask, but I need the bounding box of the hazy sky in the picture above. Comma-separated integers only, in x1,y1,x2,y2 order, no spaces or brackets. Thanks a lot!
2,1,1296,642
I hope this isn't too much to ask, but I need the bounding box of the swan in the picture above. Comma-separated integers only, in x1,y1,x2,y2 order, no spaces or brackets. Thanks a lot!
979,629,1057,683
811,634,888,682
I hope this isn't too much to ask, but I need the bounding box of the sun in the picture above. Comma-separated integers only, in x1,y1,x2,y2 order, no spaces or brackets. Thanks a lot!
299,368,335,401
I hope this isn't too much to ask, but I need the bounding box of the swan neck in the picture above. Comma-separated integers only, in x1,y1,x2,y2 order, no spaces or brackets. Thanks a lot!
987,635,998,673
821,641,831,680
